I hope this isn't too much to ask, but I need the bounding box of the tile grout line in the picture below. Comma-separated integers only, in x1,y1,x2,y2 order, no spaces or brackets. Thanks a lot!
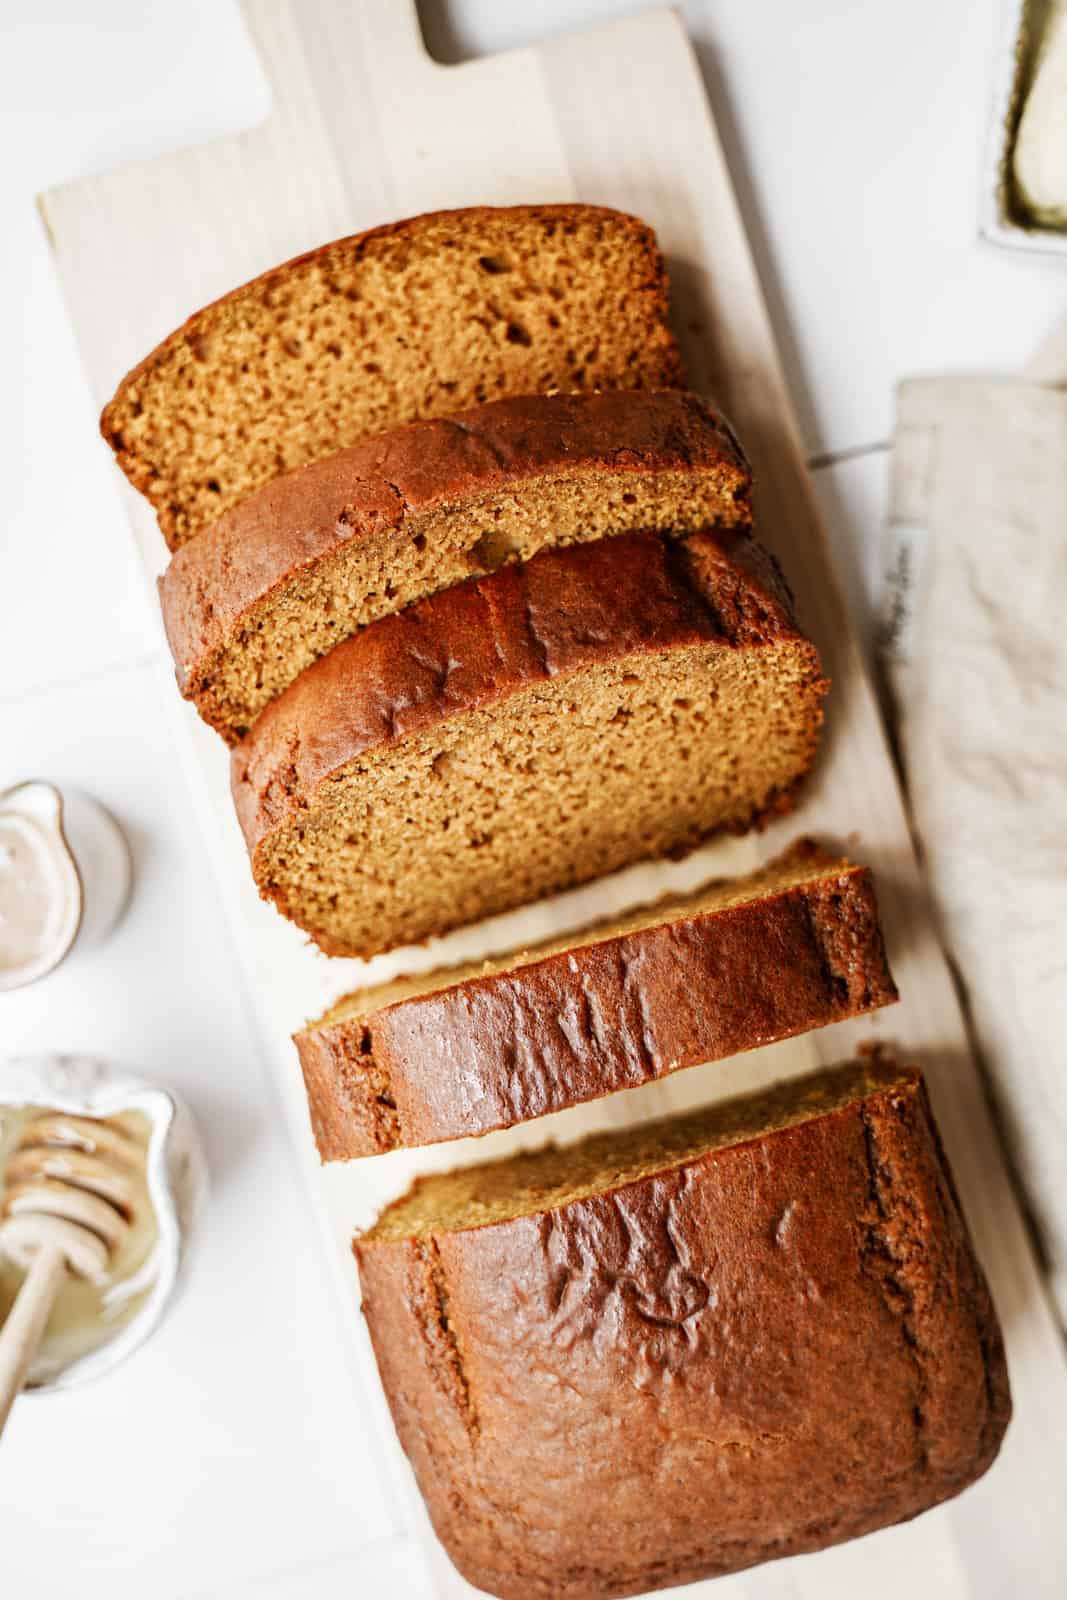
176,1530,426,1600
0,648,168,710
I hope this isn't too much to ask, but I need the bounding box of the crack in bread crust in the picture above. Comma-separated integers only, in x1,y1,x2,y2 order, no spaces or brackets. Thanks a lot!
409,1240,479,1441
859,1103,931,1474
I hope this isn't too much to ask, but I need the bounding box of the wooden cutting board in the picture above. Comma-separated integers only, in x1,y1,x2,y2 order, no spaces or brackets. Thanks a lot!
39,3,1067,1594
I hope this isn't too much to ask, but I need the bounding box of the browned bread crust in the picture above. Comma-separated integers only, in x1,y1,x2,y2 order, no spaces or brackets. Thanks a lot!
230,528,827,957
355,1063,1010,1598
100,204,685,549
296,840,898,1158
159,388,751,744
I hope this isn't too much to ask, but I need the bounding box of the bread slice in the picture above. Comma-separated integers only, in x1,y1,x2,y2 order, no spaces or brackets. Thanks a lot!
101,204,684,550
160,389,751,745
356,1057,1009,1599
297,840,897,1158
231,529,828,959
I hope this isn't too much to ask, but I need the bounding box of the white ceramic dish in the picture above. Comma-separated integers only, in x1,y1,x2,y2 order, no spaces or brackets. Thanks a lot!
0,1055,206,1391
982,0,1067,255
0,781,132,992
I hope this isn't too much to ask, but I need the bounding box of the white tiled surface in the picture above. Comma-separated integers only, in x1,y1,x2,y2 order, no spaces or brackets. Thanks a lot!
1,4,1064,1597
0,667,414,1599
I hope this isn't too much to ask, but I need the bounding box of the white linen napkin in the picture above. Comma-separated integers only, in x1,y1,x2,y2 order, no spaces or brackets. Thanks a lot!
884,374,1067,1327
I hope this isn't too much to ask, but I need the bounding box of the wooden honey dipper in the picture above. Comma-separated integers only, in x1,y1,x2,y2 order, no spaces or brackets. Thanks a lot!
0,1111,141,1434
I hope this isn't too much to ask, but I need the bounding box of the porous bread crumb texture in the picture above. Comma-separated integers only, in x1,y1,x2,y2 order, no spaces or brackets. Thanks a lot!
103,205,684,548
253,639,825,958
182,465,749,745
362,1057,913,1241
316,837,852,1025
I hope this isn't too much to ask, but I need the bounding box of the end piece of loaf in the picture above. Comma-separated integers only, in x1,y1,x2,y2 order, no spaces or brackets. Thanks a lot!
297,839,898,1158
160,388,751,744
101,204,684,549
231,528,828,959
356,1058,1010,1599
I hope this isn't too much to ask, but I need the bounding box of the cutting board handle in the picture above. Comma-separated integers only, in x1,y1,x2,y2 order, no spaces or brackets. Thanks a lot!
366,0,436,71
241,0,440,104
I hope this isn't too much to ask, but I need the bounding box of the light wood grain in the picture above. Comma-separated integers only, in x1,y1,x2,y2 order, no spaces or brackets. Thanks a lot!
39,3,1067,1594
0,1243,67,1437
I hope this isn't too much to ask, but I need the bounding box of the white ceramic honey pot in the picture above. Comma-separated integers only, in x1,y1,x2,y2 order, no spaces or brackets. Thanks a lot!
0,1055,205,1432
0,780,131,992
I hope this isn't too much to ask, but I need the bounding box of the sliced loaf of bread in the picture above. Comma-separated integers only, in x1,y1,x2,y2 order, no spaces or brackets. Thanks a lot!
160,388,750,744
356,1058,1009,1598
231,529,828,959
101,204,684,549
297,840,897,1157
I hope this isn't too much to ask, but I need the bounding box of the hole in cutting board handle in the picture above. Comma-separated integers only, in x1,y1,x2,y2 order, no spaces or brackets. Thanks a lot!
415,0,656,66
415,0,473,64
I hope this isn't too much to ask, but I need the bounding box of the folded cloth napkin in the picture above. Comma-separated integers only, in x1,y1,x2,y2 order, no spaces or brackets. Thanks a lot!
885,376,1067,1327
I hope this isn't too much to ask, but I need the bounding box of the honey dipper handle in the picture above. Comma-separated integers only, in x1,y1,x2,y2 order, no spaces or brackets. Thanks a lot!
0,1241,68,1438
